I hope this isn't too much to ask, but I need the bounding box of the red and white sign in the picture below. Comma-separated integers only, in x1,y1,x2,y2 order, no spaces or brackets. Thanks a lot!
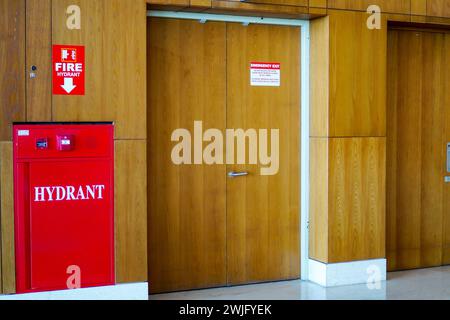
250,62,281,87
53,45,85,95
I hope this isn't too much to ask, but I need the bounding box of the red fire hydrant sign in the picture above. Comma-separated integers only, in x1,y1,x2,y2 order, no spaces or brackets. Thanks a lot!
53,45,85,95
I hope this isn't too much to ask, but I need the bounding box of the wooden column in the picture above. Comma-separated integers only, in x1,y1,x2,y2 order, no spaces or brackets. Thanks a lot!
309,10,387,264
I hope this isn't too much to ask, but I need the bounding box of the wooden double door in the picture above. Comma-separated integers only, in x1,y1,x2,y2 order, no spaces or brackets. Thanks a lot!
148,18,301,293
387,28,450,271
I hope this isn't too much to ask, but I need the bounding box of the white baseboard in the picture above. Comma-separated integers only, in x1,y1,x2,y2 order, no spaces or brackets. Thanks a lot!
0,282,148,300
308,259,387,287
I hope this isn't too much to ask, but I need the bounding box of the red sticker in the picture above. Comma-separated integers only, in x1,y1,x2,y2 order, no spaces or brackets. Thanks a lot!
53,45,85,95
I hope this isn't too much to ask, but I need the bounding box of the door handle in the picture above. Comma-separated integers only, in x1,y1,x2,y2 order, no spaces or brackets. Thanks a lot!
228,171,249,178
447,143,450,173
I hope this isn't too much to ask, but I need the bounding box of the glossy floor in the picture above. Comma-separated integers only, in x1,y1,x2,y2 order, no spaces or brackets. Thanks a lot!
150,266,450,300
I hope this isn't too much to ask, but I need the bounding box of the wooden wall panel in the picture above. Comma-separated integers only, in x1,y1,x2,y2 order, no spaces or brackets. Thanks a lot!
309,138,329,262
428,0,450,18
310,11,387,138
52,0,147,140
0,0,26,141
147,0,189,6
115,140,148,283
310,0,327,8
248,0,308,7
148,0,450,20
328,10,387,137
310,137,386,263
310,16,329,137
411,0,427,16
328,0,410,14
190,0,211,8
26,0,52,122
328,138,386,263
147,0,450,20
426,16,450,25
0,142,15,294
208,0,310,18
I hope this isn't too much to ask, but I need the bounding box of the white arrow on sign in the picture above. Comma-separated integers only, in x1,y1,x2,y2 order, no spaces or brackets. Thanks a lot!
61,78,77,94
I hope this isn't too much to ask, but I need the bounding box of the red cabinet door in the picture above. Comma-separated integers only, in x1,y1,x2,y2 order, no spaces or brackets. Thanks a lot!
14,124,115,293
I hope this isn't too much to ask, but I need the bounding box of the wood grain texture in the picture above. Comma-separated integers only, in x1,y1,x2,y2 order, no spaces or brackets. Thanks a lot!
208,0,310,18
148,0,450,20
310,16,329,137
328,0,410,14
309,7,327,16
428,0,450,18
388,13,416,22
386,29,400,270
310,11,387,138
310,0,327,8
411,0,427,16
310,137,386,263
147,0,450,19
247,0,308,8
52,0,147,140
309,12,388,262
443,33,450,264
309,138,329,262
26,0,52,122
115,140,148,283
189,0,211,7
0,142,15,293
226,23,300,284
0,0,25,141
147,0,189,6
328,138,386,262
387,29,450,271
148,18,227,293
426,16,450,25
328,10,387,137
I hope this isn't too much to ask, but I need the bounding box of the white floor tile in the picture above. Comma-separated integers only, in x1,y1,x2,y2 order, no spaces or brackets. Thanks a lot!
149,266,450,300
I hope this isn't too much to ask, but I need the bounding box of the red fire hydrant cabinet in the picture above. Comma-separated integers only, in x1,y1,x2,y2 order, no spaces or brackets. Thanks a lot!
13,123,115,294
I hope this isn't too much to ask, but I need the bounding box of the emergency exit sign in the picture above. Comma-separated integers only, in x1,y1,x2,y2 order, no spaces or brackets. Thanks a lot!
250,62,280,87
53,45,85,95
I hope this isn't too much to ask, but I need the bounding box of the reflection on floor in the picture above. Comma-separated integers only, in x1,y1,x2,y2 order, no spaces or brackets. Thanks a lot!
150,266,450,300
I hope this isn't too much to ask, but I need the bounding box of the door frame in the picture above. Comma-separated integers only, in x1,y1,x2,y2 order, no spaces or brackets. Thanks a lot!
147,10,311,280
